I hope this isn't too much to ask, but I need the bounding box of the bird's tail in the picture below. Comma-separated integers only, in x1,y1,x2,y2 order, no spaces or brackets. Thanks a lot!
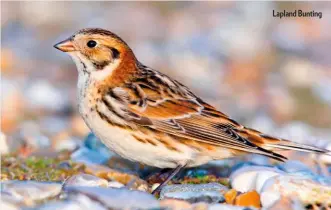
234,127,331,156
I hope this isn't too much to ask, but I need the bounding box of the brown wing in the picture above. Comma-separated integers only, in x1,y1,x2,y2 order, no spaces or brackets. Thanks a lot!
111,66,287,161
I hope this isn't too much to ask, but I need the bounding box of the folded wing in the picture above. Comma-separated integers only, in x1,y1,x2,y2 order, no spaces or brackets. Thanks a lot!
106,65,329,161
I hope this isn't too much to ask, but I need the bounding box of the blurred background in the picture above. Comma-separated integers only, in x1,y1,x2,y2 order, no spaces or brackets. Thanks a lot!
2,1,331,154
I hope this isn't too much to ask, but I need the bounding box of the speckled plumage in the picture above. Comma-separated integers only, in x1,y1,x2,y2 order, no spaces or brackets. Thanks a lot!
54,28,330,193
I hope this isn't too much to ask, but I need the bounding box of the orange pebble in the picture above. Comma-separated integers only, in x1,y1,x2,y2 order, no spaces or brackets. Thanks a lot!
234,190,261,208
224,189,237,204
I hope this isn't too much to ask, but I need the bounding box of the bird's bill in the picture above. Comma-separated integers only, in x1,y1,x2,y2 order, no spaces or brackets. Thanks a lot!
54,38,75,52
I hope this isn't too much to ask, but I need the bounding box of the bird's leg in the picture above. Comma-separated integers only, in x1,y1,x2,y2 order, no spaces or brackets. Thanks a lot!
151,164,186,195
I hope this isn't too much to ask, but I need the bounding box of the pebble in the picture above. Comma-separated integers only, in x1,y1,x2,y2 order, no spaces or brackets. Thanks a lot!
224,189,237,204
151,183,160,192
0,201,20,210
160,183,228,203
1,78,24,134
160,199,192,210
64,174,109,188
248,155,271,166
107,181,124,188
234,190,261,208
84,133,114,160
0,193,22,210
71,147,110,165
18,121,51,150
83,163,148,191
51,131,82,152
34,194,107,210
260,175,331,208
38,116,70,136
230,166,284,193
105,170,149,191
83,163,113,177
259,190,281,209
65,186,159,209
207,203,256,210
0,132,9,154
1,181,62,205
267,196,302,210
25,80,69,112
277,160,314,175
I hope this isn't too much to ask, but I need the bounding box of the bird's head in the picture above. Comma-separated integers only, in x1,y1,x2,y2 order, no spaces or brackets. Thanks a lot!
54,28,136,80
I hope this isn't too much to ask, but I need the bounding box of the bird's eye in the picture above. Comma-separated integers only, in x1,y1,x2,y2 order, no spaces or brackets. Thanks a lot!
87,40,97,48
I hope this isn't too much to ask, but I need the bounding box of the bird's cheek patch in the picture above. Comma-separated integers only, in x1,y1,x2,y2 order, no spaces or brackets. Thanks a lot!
110,48,120,60
89,51,112,70
92,61,111,70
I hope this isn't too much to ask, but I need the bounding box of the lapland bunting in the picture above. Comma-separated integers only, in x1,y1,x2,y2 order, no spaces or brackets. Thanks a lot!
54,28,330,193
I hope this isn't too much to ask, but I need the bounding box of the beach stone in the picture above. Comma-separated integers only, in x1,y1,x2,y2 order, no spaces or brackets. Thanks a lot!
83,163,148,191
64,174,108,188
0,201,20,210
267,196,303,210
276,160,328,184
160,183,228,203
84,163,113,177
234,190,261,208
259,191,280,208
65,186,159,209
207,203,256,210
0,193,22,210
191,202,209,210
51,131,82,152
18,121,51,150
38,116,70,136
0,132,9,154
151,183,160,192
248,155,271,166
71,147,109,165
224,189,237,204
1,181,62,204
105,170,148,192
1,78,24,134
260,175,331,208
230,166,284,193
107,181,124,188
25,80,69,112
160,199,192,210
277,160,314,175
84,133,114,160
34,194,107,210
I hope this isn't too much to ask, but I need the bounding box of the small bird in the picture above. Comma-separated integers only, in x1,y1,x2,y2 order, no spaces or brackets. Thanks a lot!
54,28,330,193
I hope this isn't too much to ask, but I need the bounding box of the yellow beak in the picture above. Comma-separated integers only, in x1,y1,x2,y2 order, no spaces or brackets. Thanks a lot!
54,38,75,52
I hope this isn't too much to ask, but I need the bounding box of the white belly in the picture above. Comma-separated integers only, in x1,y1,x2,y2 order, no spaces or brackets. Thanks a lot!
82,108,199,168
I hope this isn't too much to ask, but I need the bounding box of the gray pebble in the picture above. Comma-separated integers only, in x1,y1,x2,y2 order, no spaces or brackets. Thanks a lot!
160,183,228,203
